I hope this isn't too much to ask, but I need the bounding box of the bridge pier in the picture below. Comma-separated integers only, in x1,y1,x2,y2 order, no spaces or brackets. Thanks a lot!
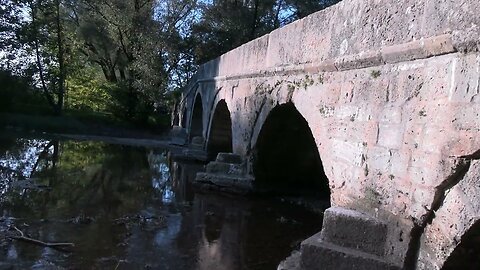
280,207,401,270
195,152,254,195
169,135,208,162
169,126,188,146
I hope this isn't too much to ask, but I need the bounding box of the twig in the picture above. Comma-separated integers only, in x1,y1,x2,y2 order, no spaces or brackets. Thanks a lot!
9,226,75,252
114,259,127,270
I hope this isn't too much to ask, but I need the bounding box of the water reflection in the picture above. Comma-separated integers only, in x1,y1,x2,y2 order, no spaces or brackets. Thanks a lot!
0,137,325,269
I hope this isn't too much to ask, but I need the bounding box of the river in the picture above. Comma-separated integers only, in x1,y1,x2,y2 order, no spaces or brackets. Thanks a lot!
0,136,326,269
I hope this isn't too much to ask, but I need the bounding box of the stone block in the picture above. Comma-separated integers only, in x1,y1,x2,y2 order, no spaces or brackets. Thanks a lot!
205,162,244,176
317,59,338,72
448,55,480,103
380,106,403,124
452,26,480,53
331,139,365,166
423,34,455,57
216,153,243,164
377,124,404,149
381,40,428,64
389,149,410,177
367,146,392,172
334,50,384,71
301,233,400,270
277,250,301,270
169,126,188,146
320,207,388,256
412,186,436,205
191,136,205,146
266,19,305,67
194,173,254,195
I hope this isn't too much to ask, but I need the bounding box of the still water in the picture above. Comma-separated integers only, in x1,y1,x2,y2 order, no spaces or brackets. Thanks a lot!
0,137,324,269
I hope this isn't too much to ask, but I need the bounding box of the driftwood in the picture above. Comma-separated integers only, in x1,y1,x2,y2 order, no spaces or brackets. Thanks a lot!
9,226,75,252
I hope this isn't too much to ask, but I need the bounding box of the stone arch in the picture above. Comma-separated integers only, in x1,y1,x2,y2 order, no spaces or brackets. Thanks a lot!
206,100,233,160
252,102,330,198
181,107,187,128
173,110,180,126
441,220,480,270
189,93,204,141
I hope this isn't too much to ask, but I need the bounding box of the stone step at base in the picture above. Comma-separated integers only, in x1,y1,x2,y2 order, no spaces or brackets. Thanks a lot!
190,136,205,149
301,234,401,270
320,207,388,256
216,153,243,164
195,172,253,195
206,161,244,175
170,137,187,146
277,250,301,270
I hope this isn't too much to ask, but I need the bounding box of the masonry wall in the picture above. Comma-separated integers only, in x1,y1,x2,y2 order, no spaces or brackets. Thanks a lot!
179,0,480,268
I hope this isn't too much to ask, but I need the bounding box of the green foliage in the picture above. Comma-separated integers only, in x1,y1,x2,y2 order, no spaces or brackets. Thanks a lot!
66,67,114,113
1,0,342,132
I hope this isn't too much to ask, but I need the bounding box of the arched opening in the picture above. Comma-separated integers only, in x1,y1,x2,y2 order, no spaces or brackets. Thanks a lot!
441,221,480,270
253,102,330,198
206,100,233,160
181,108,187,128
173,111,179,126
190,95,203,141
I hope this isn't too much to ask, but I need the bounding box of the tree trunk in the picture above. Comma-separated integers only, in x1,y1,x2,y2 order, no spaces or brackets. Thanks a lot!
55,0,65,115
30,0,56,112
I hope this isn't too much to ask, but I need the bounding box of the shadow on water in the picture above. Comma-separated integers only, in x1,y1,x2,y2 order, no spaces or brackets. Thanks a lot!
0,136,325,269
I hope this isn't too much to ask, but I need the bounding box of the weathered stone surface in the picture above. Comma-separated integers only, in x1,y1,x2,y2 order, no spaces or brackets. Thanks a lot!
205,161,244,176
301,233,400,270
320,207,388,256
381,40,428,64
215,153,243,164
175,0,480,268
418,160,480,269
334,50,384,71
169,126,188,146
194,173,254,195
277,250,301,270
169,148,207,162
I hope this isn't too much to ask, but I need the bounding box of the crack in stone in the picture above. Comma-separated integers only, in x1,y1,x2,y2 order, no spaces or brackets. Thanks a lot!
403,156,475,270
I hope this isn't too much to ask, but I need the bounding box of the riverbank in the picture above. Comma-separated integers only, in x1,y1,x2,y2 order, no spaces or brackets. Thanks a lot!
0,112,168,140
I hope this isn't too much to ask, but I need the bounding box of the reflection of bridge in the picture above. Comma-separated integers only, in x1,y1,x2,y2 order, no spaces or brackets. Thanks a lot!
173,0,480,269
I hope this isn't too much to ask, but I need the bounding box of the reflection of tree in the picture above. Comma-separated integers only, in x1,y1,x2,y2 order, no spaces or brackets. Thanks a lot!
46,142,152,217
0,139,56,201
1,140,153,219
30,141,58,178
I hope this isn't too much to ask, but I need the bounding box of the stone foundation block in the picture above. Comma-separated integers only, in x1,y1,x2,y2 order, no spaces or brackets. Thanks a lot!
191,136,205,149
320,207,388,256
205,162,244,176
195,173,254,195
216,153,243,164
300,233,400,270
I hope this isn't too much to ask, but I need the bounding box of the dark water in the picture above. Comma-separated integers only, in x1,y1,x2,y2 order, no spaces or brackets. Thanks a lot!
0,137,324,269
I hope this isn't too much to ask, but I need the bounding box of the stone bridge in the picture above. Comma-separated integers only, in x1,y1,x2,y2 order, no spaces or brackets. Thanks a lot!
172,0,480,269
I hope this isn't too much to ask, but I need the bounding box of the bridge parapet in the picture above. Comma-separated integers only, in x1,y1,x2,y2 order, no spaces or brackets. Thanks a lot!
182,0,479,88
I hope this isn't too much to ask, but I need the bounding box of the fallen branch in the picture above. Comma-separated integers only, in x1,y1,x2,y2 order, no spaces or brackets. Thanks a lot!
9,226,75,252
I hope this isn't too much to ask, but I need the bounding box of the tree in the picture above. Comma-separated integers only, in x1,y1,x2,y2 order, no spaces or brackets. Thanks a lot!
69,0,198,122
190,0,341,64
